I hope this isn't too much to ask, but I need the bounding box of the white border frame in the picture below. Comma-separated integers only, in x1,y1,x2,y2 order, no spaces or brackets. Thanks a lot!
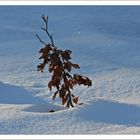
0,1,140,139
1,135,140,139
0,1,140,5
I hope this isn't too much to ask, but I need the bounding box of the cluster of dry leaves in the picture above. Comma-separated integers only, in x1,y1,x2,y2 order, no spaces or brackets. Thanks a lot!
37,15,92,108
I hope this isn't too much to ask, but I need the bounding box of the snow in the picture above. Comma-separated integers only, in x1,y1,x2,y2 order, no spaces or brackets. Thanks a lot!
77,99,140,125
0,6,140,134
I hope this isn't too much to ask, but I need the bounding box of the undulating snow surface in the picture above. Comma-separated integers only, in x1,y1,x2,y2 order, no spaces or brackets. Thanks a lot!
0,6,140,134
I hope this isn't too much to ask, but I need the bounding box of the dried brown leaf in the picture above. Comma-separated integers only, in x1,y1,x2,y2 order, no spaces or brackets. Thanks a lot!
73,96,78,104
37,63,45,73
48,81,53,91
61,50,71,61
71,63,80,69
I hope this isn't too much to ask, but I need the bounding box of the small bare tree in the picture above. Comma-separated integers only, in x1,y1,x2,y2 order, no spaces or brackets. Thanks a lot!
36,15,92,108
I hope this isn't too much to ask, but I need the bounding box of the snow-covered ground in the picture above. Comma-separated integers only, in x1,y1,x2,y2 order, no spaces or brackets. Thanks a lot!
0,6,140,134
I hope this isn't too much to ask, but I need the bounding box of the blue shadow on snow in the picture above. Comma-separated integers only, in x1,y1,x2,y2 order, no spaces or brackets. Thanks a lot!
77,99,140,126
0,82,46,104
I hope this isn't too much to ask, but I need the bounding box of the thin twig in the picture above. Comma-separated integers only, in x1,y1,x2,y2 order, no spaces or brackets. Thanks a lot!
35,34,47,45
68,93,74,108
42,14,48,30
41,15,55,47
41,28,54,47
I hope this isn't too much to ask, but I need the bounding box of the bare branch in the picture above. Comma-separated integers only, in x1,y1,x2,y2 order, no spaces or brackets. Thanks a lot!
41,15,55,47
68,93,74,107
35,34,47,45
42,14,48,30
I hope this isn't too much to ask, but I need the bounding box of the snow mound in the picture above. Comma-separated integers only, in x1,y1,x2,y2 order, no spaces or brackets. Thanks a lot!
0,82,46,104
0,82,65,113
76,99,140,126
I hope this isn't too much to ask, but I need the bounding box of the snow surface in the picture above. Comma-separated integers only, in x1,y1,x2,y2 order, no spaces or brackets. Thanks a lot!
0,6,140,134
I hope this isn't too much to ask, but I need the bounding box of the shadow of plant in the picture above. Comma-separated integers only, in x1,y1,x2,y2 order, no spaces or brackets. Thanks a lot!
0,82,46,104
77,99,140,126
